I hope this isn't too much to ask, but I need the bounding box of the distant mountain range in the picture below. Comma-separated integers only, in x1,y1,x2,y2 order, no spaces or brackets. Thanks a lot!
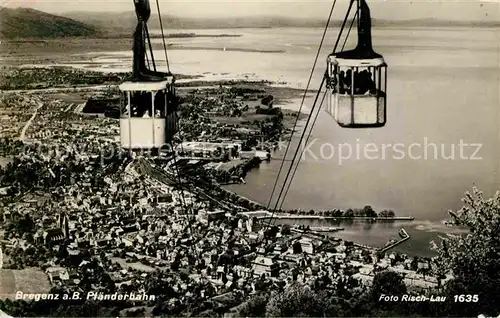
63,10,500,31
0,7,101,39
1,7,499,39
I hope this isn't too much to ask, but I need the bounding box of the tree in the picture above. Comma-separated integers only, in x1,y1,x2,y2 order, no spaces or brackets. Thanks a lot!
431,187,500,316
145,273,176,300
13,213,35,234
346,270,408,316
261,95,274,107
124,307,145,317
264,226,279,239
265,284,326,317
378,210,395,218
237,293,269,317
292,241,302,254
280,224,291,236
362,205,377,218
57,244,69,259
370,270,407,300
231,108,242,117
344,209,354,218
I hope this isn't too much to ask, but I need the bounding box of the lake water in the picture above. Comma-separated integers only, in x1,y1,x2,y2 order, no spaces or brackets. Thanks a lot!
36,27,500,256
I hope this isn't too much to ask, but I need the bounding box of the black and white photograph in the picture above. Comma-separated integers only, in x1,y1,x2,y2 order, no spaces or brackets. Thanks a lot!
0,0,499,317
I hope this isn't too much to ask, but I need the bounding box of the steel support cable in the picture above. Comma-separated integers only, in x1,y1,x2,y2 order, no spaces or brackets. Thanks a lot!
156,0,171,73
269,0,356,218
271,79,325,215
341,9,358,52
167,142,189,216
155,0,189,249
276,90,327,213
145,25,157,71
168,140,201,260
356,0,361,31
144,28,151,69
265,0,338,212
257,0,338,245
275,5,358,213
331,0,357,55
145,50,151,69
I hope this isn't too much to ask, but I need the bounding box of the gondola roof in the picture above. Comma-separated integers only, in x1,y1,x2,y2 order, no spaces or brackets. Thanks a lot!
119,79,174,92
328,55,386,67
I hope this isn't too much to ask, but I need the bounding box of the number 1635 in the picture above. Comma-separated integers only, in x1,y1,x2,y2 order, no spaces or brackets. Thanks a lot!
453,295,478,302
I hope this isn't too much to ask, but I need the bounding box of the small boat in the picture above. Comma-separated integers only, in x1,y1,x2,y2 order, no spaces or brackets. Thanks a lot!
309,226,344,233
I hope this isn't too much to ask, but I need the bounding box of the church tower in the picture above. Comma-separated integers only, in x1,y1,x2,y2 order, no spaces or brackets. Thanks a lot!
58,212,70,238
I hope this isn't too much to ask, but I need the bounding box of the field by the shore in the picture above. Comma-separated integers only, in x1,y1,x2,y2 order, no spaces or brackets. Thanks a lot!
0,35,309,99
0,36,284,66
0,53,309,146
0,35,312,121
0,38,158,65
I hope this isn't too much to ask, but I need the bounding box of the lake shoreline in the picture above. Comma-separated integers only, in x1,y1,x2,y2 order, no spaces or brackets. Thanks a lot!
0,37,285,66
259,215,415,221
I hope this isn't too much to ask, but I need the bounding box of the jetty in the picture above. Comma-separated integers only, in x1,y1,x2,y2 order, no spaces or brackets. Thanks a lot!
257,214,415,221
288,228,333,239
379,228,410,253
293,226,344,233
238,210,272,218
309,226,344,232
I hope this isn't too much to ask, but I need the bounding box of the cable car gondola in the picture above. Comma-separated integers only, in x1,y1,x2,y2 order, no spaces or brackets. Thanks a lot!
116,0,203,264
258,0,389,242
326,0,387,128
119,0,178,153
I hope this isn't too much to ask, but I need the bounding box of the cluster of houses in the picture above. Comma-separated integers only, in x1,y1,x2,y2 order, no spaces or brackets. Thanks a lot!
0,87,450,314
1,150,447,314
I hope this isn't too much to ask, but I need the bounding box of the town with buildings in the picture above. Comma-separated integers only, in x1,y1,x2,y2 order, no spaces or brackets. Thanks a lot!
0,71,451,317
1,0,499,314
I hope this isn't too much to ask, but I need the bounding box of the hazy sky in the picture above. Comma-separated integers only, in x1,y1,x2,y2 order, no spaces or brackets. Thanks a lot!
3,0,500,21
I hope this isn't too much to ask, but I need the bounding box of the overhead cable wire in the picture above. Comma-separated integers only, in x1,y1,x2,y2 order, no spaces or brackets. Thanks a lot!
271,79,325,214
269,0,356,218
144,28,152,70
145,25,157,71
265,0,339,213
156,0,171,73
276,3,358,213
168,140,201,260
342,9,358,52
276,90,327,213
259,0,339,240
331,0,357,55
